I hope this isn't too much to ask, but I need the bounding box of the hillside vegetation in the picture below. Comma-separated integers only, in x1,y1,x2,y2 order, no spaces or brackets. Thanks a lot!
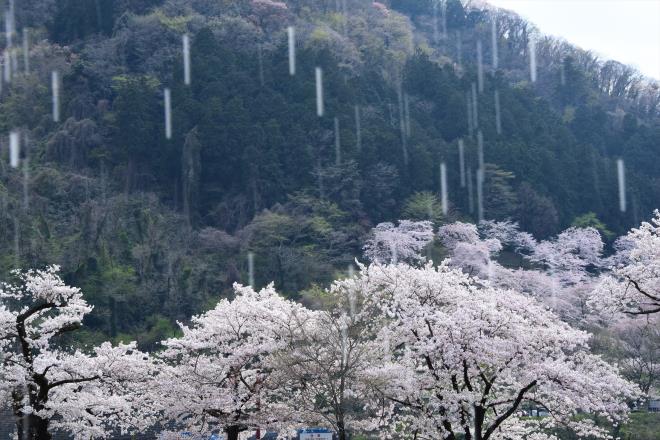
0,0,659,344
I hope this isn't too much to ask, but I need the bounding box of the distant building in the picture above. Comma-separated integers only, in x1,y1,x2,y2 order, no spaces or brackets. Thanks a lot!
521,406,550,418
1,407,14,439
247,433,277,440
648,398,660,412
298,428,334,440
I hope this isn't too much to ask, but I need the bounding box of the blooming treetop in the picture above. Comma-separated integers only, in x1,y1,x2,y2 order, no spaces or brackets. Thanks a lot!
528,227,604,272
478,220,537,253
363,220,434,265
439,221,605,324
437,222,502,275
438,221,604,277
276,278,385,440
343,263,639,439
609,317,660,395
154,283,308,440
519,226,605,323
0,266,155,440
590,210,660,315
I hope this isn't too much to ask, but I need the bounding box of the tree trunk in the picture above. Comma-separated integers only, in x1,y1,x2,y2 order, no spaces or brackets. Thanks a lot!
337,421,347,440
14,392,52,440
14,416,25,440
226,425,241,440
16,414,51,440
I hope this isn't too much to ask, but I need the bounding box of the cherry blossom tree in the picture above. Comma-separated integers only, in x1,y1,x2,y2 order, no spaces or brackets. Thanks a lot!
438,221,604,276
363,220,434,265
437,222,502,276
611,318,660,395
521,226,605,324
276,280,383,440
478,220,537,254
527,226,604,272
153,283,308,440
439,221,605,325
342,263,639,439
590,211,660,315
0,266,155,440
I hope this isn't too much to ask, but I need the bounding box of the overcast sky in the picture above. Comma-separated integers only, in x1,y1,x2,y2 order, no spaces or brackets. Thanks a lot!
486,0,660,80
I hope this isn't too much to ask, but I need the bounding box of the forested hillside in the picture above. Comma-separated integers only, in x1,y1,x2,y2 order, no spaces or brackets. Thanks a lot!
1,0,659,345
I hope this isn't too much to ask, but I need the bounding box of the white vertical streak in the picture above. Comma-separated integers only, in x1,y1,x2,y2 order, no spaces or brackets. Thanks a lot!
456,30,462,67
341,325,348,365
617,159,626,212
529,37,537,83
467,167,474,214
477,130,484,171
471,82,478,128
9,130,19,168
8,0,15,32
164,88,172,139
494,89,502,135
52,71,60,122
354,105,362,152
248,252,255,287
3,50,11,83
476,40,484,93
477,167,484,222
440,162,448,216
466,91,473,136
182,34,191,85
342,0,348,36
432,0,439,44
22,28,28,73
458,139,466,188
315,67,324,117
288,26,296,76
491,18,498,70
441,0,447,40
403,92,411,137
10,45,16,74
5,11,13,48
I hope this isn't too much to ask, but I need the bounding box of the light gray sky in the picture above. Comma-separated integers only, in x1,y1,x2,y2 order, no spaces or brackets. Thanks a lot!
487,0,660,80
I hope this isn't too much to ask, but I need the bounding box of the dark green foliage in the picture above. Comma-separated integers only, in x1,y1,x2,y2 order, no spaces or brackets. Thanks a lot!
482,163,516,221
572,212,615,241
515,183,559,239
390,0,435,17
0,0,658,346
50,0,116,43
620,412,660,440
402,191,444,225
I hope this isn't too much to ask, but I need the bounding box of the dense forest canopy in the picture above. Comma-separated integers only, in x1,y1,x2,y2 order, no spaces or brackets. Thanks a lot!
0,0,658,346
